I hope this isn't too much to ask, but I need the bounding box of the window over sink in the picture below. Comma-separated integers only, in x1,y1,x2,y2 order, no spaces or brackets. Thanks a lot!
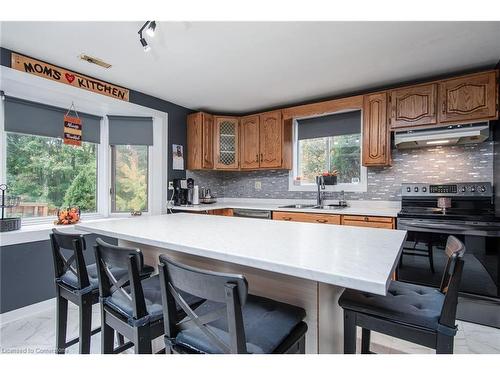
289,110,367,192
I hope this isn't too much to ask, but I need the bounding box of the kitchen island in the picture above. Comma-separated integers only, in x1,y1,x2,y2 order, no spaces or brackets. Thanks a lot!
76,213,407,354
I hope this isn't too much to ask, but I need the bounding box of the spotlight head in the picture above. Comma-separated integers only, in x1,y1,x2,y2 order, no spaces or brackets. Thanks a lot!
140,38,150,52
146,21,156,37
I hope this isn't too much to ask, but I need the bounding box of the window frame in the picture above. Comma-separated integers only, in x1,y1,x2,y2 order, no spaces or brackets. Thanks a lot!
0,99,159,225
288,112,368,193
110,144,150,214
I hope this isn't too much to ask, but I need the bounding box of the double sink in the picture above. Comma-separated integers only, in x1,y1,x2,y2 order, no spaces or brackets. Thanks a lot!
279,203,348,210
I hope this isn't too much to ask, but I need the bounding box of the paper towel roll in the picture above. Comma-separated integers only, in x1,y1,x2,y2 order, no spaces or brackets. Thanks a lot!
193,185,200,205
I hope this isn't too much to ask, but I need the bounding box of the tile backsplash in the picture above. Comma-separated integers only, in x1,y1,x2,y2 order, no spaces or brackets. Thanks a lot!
187,141,494,201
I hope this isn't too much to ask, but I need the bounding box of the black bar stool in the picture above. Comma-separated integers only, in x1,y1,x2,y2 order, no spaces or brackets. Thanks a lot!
158,255,308,354
93,238,204,354
50,229,153,354
339,235,465,354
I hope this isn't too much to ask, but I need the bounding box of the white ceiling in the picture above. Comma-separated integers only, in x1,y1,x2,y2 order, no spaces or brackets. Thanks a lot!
1,21,500,114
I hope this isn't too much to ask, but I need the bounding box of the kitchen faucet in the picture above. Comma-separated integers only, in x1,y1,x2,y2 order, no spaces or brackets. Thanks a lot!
316,176,325,206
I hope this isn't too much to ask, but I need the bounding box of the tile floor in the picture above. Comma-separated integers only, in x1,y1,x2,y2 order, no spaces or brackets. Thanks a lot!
1,302,499,354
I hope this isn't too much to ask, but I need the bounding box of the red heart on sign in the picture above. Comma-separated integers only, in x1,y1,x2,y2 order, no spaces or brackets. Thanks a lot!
65,73,75,83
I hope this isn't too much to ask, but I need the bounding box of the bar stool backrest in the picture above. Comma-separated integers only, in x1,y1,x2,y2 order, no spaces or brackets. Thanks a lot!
94,238,148,320
50,229,90,290
438,235,466,329
158,255,249,354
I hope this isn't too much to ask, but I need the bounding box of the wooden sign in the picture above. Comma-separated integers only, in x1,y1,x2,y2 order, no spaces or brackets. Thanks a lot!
11,53,129,102
64,115,82,146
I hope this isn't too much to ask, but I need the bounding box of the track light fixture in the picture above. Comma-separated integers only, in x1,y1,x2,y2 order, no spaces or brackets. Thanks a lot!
146,21,156,37
138,21,156,52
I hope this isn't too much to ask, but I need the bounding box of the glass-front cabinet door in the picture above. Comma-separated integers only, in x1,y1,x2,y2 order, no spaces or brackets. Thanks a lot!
214,116,239,169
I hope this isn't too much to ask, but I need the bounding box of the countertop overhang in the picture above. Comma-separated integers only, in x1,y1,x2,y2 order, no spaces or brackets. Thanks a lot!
76,213,406,295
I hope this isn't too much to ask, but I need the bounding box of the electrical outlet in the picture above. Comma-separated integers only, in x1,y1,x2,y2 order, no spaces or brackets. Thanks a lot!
168,181,174,190
254,181,262,191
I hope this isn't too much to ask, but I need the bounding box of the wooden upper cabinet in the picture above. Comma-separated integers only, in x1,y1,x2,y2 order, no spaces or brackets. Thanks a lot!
390,83,438,129
259,111,282,168
240,115,260,169
362,92,390,167
187,112,214,170
187,112,203,170
214,116,239,169
202,114,214,169
439,71,498,123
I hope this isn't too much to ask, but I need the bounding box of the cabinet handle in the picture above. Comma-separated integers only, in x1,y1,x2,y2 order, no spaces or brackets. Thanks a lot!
256,154,259,162
442,100,446,114
364,217,369,221
260,153,263,162
282,217,292,221
316,219,328,223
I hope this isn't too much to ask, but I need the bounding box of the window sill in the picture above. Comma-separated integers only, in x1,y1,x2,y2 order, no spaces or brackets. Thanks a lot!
0,216,126,246
288,181,368,193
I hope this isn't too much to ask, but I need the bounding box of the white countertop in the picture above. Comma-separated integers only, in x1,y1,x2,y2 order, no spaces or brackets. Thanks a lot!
76,213,407,295
168,198,401,217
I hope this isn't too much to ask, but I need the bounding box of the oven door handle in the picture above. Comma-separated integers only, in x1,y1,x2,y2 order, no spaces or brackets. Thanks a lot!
398,220,471,234
398,220,500,235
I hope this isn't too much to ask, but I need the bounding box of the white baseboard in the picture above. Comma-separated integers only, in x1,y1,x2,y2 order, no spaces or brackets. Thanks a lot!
0,298,56,326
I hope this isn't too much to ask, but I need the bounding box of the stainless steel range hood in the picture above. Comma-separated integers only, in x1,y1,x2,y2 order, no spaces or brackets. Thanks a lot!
394,122,490,149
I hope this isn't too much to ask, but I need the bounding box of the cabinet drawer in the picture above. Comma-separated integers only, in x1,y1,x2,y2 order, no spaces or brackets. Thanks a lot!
341,215,394,229
272,211,341,225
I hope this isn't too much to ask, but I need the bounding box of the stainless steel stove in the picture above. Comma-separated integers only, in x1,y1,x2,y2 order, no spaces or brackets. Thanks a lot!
397,182,500,328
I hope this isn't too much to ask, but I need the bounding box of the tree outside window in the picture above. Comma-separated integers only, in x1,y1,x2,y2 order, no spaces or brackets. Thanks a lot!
111,145,148,212
6,133,97,217
297,133,361,185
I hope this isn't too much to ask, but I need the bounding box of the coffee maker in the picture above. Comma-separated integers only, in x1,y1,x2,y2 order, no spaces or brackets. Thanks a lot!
172,178,194,206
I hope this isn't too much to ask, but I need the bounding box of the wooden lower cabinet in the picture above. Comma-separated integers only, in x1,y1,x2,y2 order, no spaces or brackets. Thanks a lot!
341,215,395,229
272,211,341,225
273,211,395,229
207,208,234,216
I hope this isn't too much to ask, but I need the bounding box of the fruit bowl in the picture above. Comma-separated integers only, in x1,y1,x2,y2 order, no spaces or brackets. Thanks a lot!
54,207,81,225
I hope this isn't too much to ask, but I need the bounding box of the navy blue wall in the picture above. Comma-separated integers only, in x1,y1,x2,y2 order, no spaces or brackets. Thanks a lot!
0,47,194,313
0,234,116,313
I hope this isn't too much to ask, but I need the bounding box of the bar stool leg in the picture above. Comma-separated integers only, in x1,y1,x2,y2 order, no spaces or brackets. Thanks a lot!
79,296,92,354
343,310,357,354
134,327,152,354
436,334,454,354
117,333,125,347
361,328,371,354
56,294,68,354
101,310,115,354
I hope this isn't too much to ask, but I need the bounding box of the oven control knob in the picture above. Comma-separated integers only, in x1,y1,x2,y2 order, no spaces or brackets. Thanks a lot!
471,186,476,193
422,187,427,192
414,187,419,192
406,187,411,192
480,185,486,193
461,187,467,193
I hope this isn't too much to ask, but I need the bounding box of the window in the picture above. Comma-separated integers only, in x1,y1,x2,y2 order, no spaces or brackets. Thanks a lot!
111,145,149,212
6,133,98,218
298,134,361,184
291,110,366,191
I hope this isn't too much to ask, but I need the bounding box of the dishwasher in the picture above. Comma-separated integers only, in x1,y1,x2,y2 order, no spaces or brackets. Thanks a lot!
232,208,272,220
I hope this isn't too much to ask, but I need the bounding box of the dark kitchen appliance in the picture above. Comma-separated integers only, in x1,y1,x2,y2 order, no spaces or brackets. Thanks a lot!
397,182,500,328
233,208,272,219
172,178,194,206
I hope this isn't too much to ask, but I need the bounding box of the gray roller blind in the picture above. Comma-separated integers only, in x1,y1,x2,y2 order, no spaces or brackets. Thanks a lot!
297,110,361,140
108,115,153,146
4,96,101,143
